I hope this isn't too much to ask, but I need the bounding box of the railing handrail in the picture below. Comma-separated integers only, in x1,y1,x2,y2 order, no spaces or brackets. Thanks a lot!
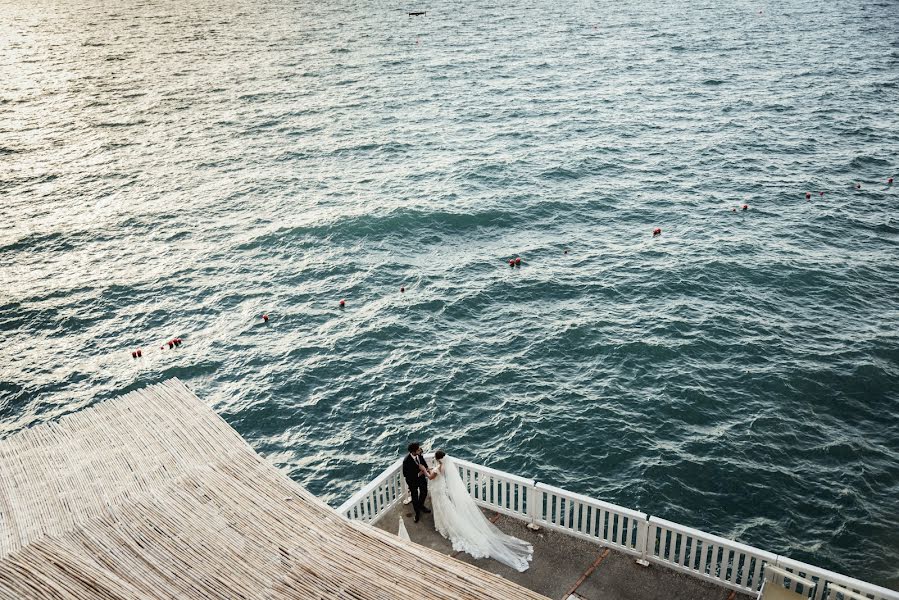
450,456,534,488
534,482,647,521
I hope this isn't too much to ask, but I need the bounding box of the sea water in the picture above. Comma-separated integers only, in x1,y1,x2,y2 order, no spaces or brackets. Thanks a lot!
1,0,897,588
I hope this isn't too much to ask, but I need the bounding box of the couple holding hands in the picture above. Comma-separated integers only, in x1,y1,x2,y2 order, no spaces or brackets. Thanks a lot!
401,442,533,572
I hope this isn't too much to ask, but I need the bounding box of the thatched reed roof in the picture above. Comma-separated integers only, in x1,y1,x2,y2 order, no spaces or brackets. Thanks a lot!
0,379,548,599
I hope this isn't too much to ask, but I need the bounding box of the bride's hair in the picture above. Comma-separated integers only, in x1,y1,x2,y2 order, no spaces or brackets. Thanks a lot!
434,450,446,461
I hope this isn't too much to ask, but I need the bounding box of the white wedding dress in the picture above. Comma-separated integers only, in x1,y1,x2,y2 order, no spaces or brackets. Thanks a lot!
429,456,533,572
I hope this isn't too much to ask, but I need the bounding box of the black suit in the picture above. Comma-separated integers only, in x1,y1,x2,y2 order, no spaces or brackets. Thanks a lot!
403,453,429,517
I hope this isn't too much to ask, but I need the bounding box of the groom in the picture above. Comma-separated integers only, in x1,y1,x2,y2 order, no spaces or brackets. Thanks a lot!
403,442,432,522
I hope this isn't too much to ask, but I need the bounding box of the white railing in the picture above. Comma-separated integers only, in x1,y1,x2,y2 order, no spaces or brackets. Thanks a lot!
337,457,899,600
645,516,777,594
643,517,899,599
455,456,533,521
775,555,899,600
337,458,406,523
532,482,646,557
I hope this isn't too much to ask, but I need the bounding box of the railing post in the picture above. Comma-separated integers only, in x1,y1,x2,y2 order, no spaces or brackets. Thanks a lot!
636,516,651,567
526,480,539,530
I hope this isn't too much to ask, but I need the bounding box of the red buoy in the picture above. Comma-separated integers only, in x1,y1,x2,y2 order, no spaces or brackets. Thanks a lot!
167,341,174,349
805,192,811,200
515,257,522,266
742,204,748,210
564,249,568,254
131,351,137,359
856,183,861,189
819,191,824,196
509,259,515,267
400,287,405,293
136,349,142,357
889,177,894,185
732,208,736,212
653,228,662,237
339,299,345,307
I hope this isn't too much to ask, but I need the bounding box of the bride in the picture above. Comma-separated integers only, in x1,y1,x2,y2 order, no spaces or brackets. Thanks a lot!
427,450,533,572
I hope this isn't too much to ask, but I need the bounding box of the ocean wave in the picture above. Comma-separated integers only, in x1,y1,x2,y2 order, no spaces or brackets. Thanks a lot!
848,155,891,169
234,207,523,251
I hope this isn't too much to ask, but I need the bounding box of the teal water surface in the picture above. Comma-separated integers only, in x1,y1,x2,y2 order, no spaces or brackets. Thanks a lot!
1,0,898,589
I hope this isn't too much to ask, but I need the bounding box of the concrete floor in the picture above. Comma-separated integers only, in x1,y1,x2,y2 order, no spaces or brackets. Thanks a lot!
374,501,755,600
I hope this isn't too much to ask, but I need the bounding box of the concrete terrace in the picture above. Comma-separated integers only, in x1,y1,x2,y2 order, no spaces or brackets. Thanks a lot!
376,501,755,600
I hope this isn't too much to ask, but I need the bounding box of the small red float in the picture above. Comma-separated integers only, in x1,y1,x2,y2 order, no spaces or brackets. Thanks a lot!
819,191,824,196
515,257,522,266
652,228,662,236
509,259,515,267
262,314,269,322
805,192,811,200
564,249,568,254
889,177,894,185
131,351,137,359
339,299,346,307
742,204,748,210
136,349,142,357
856,183,861,189
401,287,405,293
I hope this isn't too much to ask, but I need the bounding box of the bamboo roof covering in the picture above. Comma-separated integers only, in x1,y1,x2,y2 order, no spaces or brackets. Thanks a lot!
0,379,549,599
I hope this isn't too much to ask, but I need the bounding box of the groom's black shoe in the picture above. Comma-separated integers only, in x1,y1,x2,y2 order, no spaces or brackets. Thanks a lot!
413,513,420,523
420,507,431,514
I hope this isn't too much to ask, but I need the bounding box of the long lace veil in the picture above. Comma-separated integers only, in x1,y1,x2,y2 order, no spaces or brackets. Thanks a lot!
440,456,533,572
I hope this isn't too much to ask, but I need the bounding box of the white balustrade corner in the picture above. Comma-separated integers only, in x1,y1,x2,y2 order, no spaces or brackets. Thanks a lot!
337,457,899,600
337,456,407,523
